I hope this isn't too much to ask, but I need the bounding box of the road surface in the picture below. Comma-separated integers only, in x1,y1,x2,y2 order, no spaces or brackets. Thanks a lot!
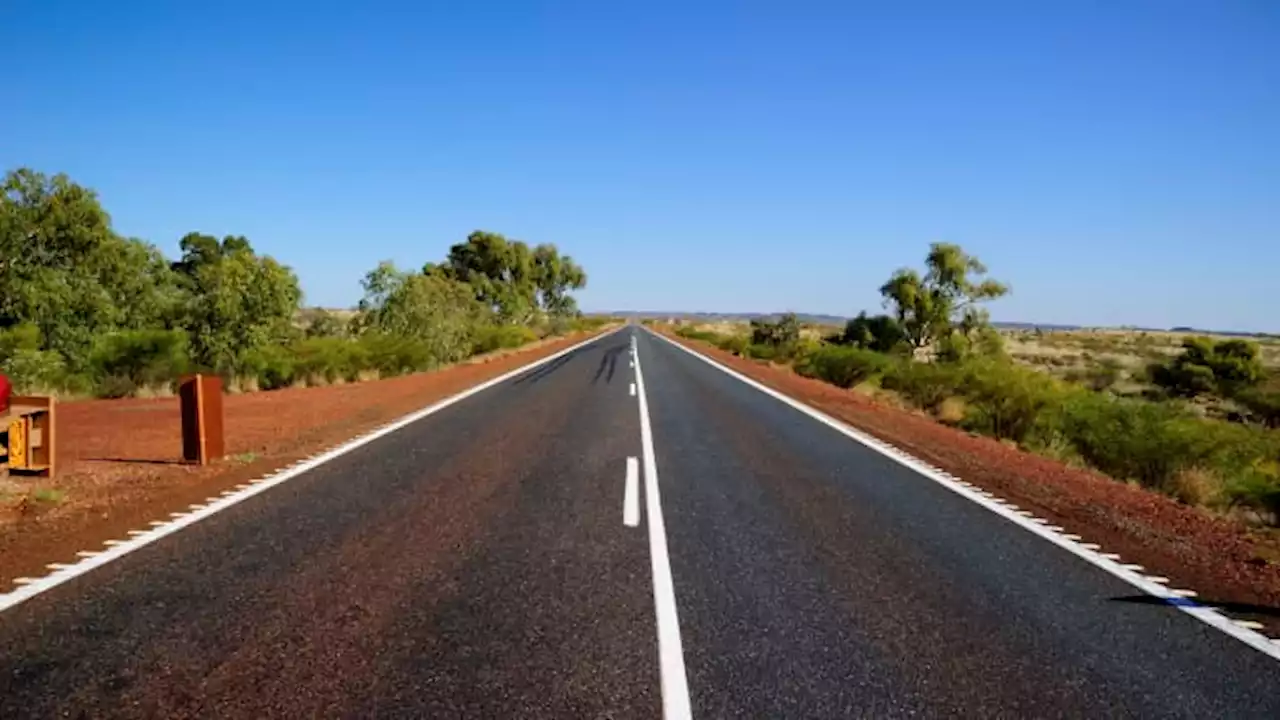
3,327,1280,718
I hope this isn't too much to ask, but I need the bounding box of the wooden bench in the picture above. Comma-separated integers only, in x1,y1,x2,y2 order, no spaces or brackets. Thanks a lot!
2,396,56,478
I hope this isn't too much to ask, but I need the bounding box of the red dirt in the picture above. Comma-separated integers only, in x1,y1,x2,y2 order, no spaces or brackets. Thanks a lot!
0,332,604,584
666,332,1280,623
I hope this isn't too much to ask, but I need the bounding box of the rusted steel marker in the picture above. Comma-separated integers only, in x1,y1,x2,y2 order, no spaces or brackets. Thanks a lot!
180,374,225,465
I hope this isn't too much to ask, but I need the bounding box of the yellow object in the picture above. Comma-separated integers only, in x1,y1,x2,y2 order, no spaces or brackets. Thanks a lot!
7,418,25,469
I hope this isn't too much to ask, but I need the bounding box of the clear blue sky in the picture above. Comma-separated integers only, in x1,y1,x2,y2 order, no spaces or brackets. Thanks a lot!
4,1,1278,331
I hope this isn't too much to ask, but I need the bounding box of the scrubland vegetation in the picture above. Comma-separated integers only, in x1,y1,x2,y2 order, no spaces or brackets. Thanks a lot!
668,243,1280,523
1,168,603,399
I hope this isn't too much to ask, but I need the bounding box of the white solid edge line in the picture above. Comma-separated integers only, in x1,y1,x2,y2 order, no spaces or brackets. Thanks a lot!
643,327,1280,664
634,334,694,719
0,327,624,615
624,456,641,527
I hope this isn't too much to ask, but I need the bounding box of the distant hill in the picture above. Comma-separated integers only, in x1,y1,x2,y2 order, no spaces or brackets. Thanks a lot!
600,311,847,325
593,312,1276,338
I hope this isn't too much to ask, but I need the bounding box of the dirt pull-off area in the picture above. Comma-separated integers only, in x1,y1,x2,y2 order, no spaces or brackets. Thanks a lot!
0,331,606,584
664,332,1280,627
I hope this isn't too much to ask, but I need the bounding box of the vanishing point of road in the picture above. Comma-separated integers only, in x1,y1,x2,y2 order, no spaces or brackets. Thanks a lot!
3,326,1280,718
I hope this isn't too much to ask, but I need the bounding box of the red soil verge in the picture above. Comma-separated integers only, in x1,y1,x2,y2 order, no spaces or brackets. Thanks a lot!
665,332,1280,626
0,331,607,585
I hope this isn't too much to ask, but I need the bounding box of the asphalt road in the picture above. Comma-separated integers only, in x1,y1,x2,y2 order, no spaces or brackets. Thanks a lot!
3,326,1280,718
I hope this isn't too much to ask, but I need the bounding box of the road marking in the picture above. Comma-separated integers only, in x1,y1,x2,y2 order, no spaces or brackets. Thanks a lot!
647,327,1280,663
624,457,640,527
630,382,636,397
633,337,694,720
0,327,624,615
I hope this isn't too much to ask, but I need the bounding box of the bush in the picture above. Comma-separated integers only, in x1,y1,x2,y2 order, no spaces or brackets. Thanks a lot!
716,334,749,356
1,348,87,395
357,333,436,377
1058,394,1227,491
88,329,190,397
880,361,964,411
841,312,907,354
1151,336,1264,398
1063,360,1122,392
956,361,1064,445
473,324,539,354
1224,469,1280,520
241,344,298,390
289,337,368,385
795,345,890,388
1235,388,1280,429
750,313,800,348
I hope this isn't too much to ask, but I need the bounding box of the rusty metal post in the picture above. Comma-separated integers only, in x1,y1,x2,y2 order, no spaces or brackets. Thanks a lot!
180,374,225,465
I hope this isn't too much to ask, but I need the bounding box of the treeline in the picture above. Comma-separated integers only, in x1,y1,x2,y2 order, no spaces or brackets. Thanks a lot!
0,168,596,397
674,243,1280,523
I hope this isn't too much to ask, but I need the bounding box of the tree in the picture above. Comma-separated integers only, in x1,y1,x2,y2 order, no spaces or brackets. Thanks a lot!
879,243,1008,356
0,168,130,369
428,231,538,322
359,261,486,364
532,243,587,318
841,312,907,354
426,231,588,322
176,233,302,373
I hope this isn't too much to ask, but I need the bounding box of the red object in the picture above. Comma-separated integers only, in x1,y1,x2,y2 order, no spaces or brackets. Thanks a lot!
0,373,11,414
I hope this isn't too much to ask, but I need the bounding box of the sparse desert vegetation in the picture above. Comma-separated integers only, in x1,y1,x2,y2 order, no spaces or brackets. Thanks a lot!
663,243,1280,524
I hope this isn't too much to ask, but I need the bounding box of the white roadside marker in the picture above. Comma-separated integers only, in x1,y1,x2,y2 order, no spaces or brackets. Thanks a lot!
623,457,640,527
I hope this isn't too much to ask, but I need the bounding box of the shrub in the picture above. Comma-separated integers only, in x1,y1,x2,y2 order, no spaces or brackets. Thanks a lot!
1151,336,1264,398
1058,394,1226,491
880,361,964,412
241,344,298,390
714,333,748,355
289,337,367,385
743,342,780,361
88,329,190,398
473,324,539,354
795,345,890,388
841,312,907,354
1224,469,1280,520
750,313,800,348
0,348,87,395
305,310,348,338
357,333,436,377
1235,388,1280,429
956,361,1064,445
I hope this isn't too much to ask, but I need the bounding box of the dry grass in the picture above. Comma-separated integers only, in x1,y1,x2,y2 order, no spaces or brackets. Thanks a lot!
935,396,968,425
1001,328,1280,400
1166,467,1223,507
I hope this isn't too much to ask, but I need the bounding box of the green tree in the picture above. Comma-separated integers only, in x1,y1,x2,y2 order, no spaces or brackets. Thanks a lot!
175,233,302,373
359,261,486,364
428,231,538,322
0,168,124,369
426,231,588,322
532,243,587,317
879,243,1009,356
